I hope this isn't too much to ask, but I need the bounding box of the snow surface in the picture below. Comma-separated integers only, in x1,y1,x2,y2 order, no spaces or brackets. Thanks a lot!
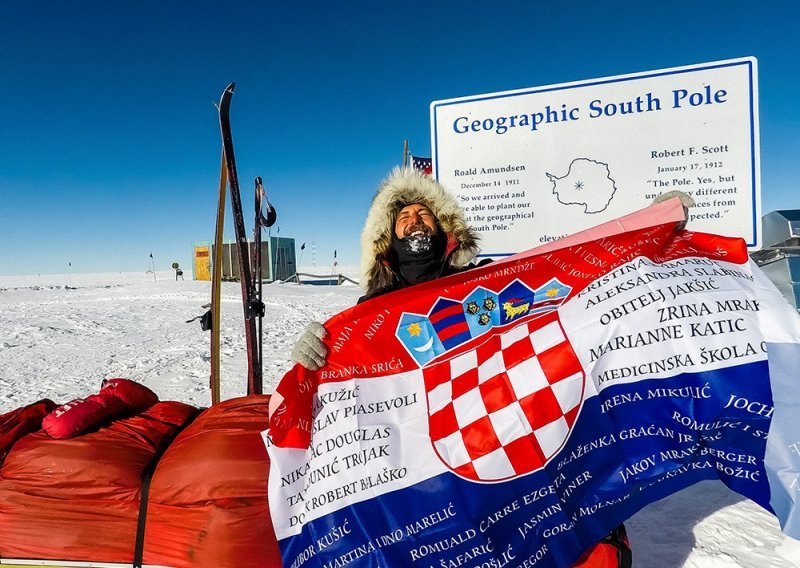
1,270,799,567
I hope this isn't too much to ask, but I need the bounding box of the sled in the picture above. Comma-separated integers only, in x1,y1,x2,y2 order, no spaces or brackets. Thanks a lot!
0,396,279,567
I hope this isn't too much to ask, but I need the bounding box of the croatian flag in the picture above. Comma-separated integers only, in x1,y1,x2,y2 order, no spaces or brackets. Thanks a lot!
266,211,800,568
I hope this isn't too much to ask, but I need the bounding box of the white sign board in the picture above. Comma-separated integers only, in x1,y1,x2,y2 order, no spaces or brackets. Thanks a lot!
431,58,761,255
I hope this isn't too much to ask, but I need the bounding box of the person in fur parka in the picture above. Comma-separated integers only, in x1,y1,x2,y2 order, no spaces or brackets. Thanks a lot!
283,167,634,567
359,166,481,302
290,167,483,371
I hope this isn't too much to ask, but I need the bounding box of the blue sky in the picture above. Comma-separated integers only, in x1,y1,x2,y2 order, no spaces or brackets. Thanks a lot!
1,1,798,275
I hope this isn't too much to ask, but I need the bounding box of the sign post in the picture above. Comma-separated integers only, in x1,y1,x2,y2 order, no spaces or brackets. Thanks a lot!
431,57,761,255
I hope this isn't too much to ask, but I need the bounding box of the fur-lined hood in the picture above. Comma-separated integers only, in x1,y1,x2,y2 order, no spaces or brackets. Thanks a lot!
360,167,479,295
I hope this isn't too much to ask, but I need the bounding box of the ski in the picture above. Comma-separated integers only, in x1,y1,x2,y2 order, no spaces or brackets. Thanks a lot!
208,152,227,405
218,82,263,395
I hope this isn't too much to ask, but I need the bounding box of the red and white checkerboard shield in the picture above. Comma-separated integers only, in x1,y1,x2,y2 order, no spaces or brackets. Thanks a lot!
422,311,585,482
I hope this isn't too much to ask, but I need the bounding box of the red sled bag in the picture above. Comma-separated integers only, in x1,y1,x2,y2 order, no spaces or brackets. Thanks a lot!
0,399,56,462
0,401,199,563
42,392,126,439
42,379,160,439
101,378,159,411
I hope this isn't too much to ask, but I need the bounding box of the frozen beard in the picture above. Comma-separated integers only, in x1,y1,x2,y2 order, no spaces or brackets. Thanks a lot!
391,224,447,286
399,232,434,254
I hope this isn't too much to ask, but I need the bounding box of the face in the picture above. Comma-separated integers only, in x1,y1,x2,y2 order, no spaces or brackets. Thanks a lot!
394,204,438,239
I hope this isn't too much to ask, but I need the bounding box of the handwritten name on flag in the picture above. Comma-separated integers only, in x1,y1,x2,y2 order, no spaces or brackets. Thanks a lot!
266,221,800,568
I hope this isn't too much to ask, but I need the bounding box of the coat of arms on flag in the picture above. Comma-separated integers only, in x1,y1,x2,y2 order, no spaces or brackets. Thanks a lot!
424,311,583,481
396,278,578,481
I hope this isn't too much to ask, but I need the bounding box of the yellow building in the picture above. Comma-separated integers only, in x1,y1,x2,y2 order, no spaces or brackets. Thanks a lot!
192,238,296,282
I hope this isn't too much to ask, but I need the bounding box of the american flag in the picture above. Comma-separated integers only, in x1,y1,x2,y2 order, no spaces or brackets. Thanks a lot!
411,155,432,176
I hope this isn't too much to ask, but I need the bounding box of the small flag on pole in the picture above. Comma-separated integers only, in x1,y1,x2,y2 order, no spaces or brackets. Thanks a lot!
333,249,338,267
301,243,306,251
411,155,432,176
149,252,153,259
